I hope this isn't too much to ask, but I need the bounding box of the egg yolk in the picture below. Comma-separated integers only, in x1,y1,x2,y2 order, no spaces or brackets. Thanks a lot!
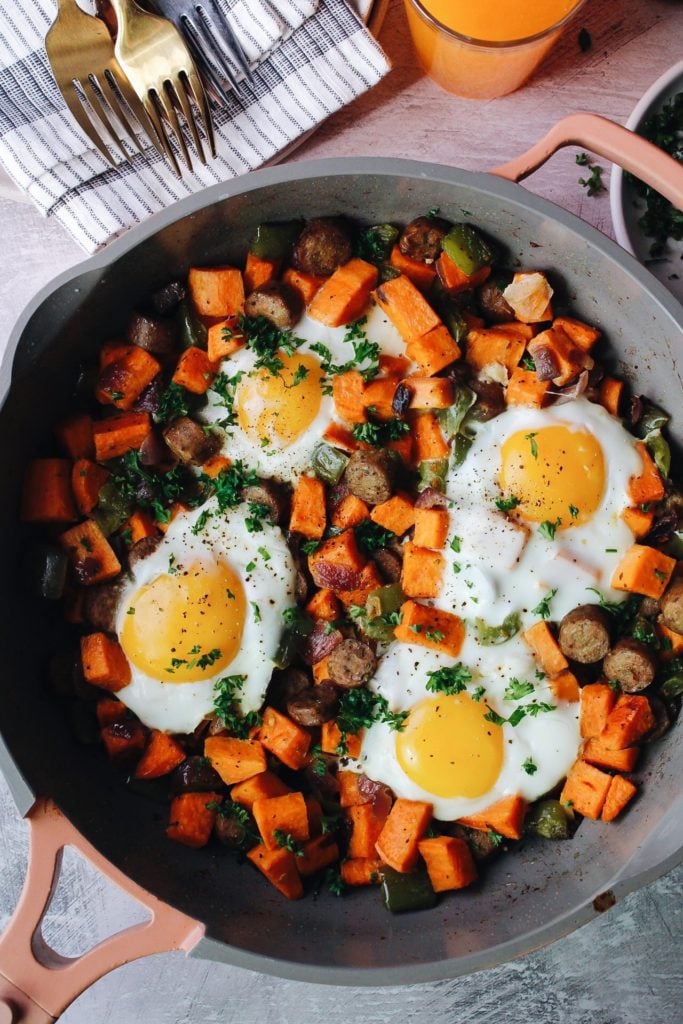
499,425,605,526
396,693,503,798
120,561,246,682
237,351,324,449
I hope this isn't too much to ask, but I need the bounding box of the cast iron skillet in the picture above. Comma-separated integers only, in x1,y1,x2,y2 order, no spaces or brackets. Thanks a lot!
0,115,682,1022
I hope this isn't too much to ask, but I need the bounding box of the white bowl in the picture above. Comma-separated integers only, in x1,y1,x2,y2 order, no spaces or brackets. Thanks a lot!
610,59,683,304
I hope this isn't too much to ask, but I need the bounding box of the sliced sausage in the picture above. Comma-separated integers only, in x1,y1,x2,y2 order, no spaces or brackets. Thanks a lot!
660,578,683,634
163,416,220,465
327,639,377,688
602,638,657,693
83,580,125,632
469,379,505,422
391,382,411,417
133,378,164,418
150,279,186,316
639,597,661,620
270,667,311,709
344,449,397,505
414,486,449,510
449,823,502,862
302,623,344,666
244,281,303,330
642,695,671,743
477,276,514,323
559,604,611,664
292,218,353,277
126,312,176,356
214,808,255,849
287,681,339,726
240,479,290,526
128,534,162,571
398,216,449,264
138,428,173,469
170,755,223,794
372,547,403,583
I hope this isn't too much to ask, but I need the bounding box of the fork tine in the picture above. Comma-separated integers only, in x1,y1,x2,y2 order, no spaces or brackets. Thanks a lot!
61,81,117,167
144,93,181,178
100,73,145,156
171,75,205,165
182,16,242,105
186,13,244,100
81,77,129,162
198,0,252,81
157,85,193,173
184,68,216,158
107,64,168,161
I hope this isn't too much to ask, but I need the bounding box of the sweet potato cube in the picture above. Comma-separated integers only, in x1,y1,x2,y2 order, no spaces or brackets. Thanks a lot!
527,325,588,386
95,345,161,410
436,251,491,293
599,377,624,418
308,530,367,592
55,413,94,459
332,370,366,424
331,494,370,530
172,346,216,395
375,798,432,873
374,274,441,344
411,412,449,462
204,735,267,784
60,520,121,585
549,669,580,703
297,835,340,878
405,324,461,376
370,493,415,536
600,694,655,750
457,794,527,840
252,791,310,850
601,774,638,822
560,761,612,819
134,729,186,779
341,858,384,886
92,412,151,461
348,801,391,860
394,600,465,657
246,844,303,899
244,251,280,292
412,508,449,549
506,367,551,408
80,633,131,691
308,258,378,327
361,377,399,420
337,771,371,807
167,792,221,848
404,376,454,409
22,459,77,523
126,508,158,543
628,442,666,505
418,836,477,892
552,316,600,351
321,721,362,758
290,475,326,539
582,739,639,773
282,267,324,305
259,707,311,769
230,771,292,808
389,244,437,291
611,544,675,599
188,266,245,317
466,326,528,375
306,588,341,622
580,683,617,738
621,506,655,539
101,721,145,762
207,316,245,363
72,459,110,517
401,543,445,598
523,620,568,676
337,562,384,608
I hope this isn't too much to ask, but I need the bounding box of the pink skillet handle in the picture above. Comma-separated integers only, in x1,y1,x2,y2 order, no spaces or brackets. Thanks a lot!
0,799,204,1023
492,112,683,210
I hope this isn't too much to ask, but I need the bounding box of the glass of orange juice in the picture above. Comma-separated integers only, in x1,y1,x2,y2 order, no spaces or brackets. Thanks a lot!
404,0,588,100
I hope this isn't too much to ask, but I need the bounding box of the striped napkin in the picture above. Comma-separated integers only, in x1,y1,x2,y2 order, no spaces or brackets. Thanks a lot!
0,0,389,252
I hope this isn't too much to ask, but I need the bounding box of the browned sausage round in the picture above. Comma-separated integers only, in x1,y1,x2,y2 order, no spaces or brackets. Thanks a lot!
292,218,353,277
372,547,403,583
639,597,661,620
469,379,505,422
344,449,397,505
244,281,304,329
126,312,176,356
83,580,124,632
163,416,220,465
302,622,344,666
476,277,514,323
660,578,683,634
128,534,162,571
170,755,223,794
240,479,290,526
150,279,187,316
643,695,671,743
287,681,339,726
270,667,311,709
602,638,657,692
449,823,502,862
214,808,256,848
559,604,611,663
398,216,449,264
327,639,377,688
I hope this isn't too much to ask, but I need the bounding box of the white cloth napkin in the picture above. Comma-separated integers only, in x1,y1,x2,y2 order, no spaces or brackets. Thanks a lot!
0,0,389,252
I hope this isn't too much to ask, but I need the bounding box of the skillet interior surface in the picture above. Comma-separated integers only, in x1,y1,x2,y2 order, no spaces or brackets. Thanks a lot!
1,160,682,983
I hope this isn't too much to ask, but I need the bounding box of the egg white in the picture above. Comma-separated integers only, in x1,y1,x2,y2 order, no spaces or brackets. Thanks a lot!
201,303,407,480
359,397,645,818
113,499,297,734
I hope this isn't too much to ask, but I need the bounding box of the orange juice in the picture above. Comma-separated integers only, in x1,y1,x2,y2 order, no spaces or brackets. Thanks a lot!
404,0,587,99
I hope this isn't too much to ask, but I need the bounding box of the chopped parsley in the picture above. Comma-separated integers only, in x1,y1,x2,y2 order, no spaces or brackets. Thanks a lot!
257,546,271,562
485,700,555,727
538,517,562,541
471,685,486,702
205,460,259,512
450,535,461,553
336,688,408,753
474,612,521,645
488,831,504,848
210,370,244,429
156,382,190,424
310,319,381,390
520,353,536,371
522,757,538,776
250,601,262,623
325,867,347,897
627,92,683,258
301,539,321,555
126,606,135,615
568,504,580,519
495,494,520,512
245,502,270,533
111,450,189,524
531,589,557,619
168,647,222,674
354,519,397,552
576,154,606,196
525,431,539,459
425,629,445,643
425,663,473,695
504,677,535,701
309,744,327,778
352,418,410,447
273,830,304,857
191,508,213,535
212,674,261,738
237,314,305,378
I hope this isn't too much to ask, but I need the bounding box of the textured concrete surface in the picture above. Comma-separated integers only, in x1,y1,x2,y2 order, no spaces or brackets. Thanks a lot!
0,0,682,1018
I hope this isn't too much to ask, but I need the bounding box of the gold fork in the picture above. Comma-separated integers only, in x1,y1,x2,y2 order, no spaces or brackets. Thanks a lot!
108,0,216,177
45,0,163,168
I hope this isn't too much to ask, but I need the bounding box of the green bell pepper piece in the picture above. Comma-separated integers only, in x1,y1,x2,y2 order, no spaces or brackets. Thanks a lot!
442,224,495,276
528,799,572,840
250,221,303,261
176,298,208,350
311,442,350,486
474,612,521,646
24,543,68,601
381,865,437,913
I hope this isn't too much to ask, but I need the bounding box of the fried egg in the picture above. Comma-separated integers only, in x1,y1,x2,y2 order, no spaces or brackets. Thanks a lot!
359,397,644,819
113,499,297,734
201,303,405,480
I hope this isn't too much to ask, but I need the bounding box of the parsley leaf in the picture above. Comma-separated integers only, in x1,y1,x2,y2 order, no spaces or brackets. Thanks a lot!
238,315,305,377
273,830,304,857
354,519,397,552
495,494,520,512
579,162,606,197
522,757,538,776
210,370,244,428
525,431,539,459
245,502,269,533
213,674,261,738
336,688,408,751
531,588,557,619
504,677,535,701
203,461,258,512
191,508,213,535
425,663,473,695
352,418,410,447
538,517,562,541
156,382,190,424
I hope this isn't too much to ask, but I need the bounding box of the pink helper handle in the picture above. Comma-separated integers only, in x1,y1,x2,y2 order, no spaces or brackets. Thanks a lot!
491,111,683,210
0,799,203,1023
